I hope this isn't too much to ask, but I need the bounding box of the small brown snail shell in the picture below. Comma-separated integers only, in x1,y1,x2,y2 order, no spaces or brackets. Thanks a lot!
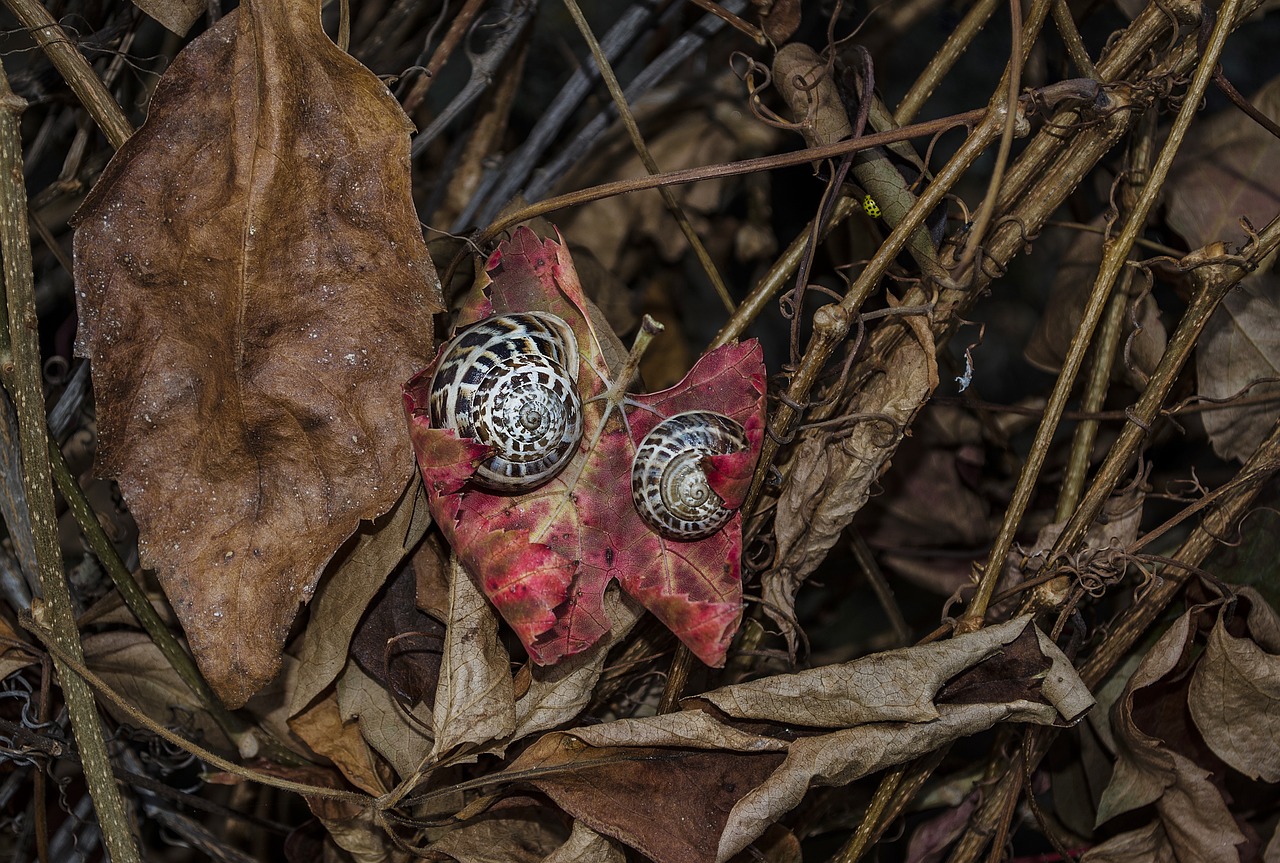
631,410,748,540
429,312,583,491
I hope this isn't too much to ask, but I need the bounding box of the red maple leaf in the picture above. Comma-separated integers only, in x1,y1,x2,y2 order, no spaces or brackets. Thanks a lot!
403,228,766,666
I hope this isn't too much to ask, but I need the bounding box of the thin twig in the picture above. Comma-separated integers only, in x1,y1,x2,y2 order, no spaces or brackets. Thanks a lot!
0,0,132,148
561,0,735,313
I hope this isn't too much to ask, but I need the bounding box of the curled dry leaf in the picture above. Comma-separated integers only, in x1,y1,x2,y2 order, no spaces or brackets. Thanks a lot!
1187,588,1280,783
72,0,443,707
768,310,939,652
1094,601,1247,863
432,555,515,759
404,228,766,668
507,617,1091,863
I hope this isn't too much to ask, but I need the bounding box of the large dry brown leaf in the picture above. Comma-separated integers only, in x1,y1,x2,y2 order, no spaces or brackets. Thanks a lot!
507,617,1091,863
768,313,939,651
72,0,443,707
1187,588,1280,783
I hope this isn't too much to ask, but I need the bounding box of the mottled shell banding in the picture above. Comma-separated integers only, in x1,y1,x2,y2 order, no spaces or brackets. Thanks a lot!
631,410,748,540
429,312,583,491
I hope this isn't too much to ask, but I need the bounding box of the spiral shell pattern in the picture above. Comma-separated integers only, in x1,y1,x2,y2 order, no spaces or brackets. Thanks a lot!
631,411,748,540
429,312,583,491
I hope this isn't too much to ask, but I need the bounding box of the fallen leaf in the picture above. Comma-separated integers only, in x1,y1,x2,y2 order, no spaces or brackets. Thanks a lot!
1166,75,1280,251
84,630,234,751
904,793,979,863
72,0,443,707
513,587,643,742
133,0,205,36
768,310,938,653
759,0,802,43
1081,820,1177,863
288,692,388,795
1187,588,1280,782
432,555,515,759
290,479,433,718
1024,219,1167,388
405,228,766,667
350,549,445,709
425,801,569,863
1094,608,1246,863
0,615,35,681
506,617,1090,863
1195,273,1280,462
510,733,786,863
336,659,433,782
543,820,626,863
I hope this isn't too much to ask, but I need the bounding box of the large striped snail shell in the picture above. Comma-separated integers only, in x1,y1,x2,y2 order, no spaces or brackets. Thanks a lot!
631,411,748,540
429,312,583,491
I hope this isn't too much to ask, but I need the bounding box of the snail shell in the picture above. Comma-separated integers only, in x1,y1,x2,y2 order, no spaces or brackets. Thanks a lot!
631,411,748,540
429,312,583,491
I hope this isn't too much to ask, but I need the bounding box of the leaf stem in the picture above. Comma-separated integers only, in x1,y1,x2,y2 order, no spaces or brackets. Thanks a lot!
0,63,139,863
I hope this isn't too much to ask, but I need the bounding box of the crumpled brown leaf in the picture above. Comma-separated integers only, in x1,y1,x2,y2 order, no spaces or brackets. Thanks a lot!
508,616,1091,863
1092,599,1251,863
289,480,432,718
1187,588,1280,782
72,0,443,707
768,311,939,652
